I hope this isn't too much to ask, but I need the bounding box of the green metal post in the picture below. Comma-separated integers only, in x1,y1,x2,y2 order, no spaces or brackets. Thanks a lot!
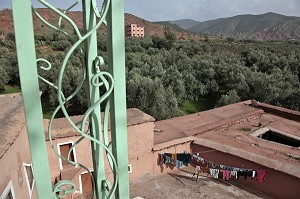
82,0,106,198
11,0,53,198
107,0,130,198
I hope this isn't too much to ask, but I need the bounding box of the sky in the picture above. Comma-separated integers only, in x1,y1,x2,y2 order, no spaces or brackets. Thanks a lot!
1,0,300,22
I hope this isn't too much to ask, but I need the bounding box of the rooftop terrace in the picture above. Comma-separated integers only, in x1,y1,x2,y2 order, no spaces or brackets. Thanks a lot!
154,101,300,178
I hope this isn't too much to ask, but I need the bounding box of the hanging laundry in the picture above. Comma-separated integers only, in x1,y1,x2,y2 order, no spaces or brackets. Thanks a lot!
209,169,219,179
225,166,234,171
246,170,253,180
220,165,225,169
223,170,231,180
159,153,164,165
176,160,183,169
165,156,172,164
177,153,192,166
201,167,210,174
236,170,244,180
231,170,237,179
243,170,248,180
172,153,177,160
256,170,267,182
211,162,218,168
192,154,205,163
162,153,266,184
252,170,256,178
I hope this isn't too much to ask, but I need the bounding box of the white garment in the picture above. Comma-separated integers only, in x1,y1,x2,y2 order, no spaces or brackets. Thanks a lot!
231,171,237,179
209,169,219,179
252,170,256,178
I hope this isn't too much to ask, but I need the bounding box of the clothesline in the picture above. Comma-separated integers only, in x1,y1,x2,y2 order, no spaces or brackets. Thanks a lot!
191,153,267,182
192,153,254,171
161,152,267,183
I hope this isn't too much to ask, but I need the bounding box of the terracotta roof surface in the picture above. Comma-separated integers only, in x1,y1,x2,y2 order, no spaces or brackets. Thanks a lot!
154,101,261,144
60,167,83,181
0,93,25,158
45,108,155,140
0,93,154,152
153,100,300,178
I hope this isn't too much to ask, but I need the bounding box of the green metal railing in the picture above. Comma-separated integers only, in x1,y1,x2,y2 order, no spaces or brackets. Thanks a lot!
11,0,129,198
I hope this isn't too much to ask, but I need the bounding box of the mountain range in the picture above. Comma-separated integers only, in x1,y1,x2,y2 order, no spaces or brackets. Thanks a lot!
167,12,300,40
1,8,300,41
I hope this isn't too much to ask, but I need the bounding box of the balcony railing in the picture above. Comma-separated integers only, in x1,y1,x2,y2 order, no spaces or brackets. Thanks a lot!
11,0,129,198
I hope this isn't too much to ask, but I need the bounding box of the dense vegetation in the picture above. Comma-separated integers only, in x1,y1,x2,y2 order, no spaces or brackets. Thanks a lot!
1,31,299,120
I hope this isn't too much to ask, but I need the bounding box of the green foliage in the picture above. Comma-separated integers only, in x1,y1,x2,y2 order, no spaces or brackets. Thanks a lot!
126,73,178,120
0,65,9,90
52,40,71,51
240,127,252,132
1,32,300,120
97,32,108,52
0,85,21,94
179,93,221,115
151,36,173,50
226,37,235,43
216,90,241,107
6,32,15,41
164,27,177,41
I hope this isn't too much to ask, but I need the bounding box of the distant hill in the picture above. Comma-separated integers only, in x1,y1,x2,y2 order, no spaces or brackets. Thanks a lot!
168,19,200,30
155,21,187,33
0,8,203,41
0,8,166,37
187,12,300,40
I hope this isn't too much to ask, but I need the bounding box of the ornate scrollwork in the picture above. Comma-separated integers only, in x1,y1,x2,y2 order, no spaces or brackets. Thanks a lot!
33,1,118,198
53,180,76,198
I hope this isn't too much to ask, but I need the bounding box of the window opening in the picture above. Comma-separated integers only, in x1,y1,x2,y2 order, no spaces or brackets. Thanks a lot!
1,180,16,199
57,142,76,170
128,164,132,173
24,163,35,197
79,171,94,198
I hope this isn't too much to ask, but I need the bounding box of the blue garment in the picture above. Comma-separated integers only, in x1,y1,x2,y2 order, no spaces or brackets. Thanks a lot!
165,156,172,164
176,160,183,169
225,166,234,171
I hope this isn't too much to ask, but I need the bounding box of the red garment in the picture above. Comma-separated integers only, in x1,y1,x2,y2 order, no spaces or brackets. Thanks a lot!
222,170,231,180
256,170,267,182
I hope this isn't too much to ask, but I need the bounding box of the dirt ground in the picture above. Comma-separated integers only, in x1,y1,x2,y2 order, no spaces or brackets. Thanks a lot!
130,171,273,199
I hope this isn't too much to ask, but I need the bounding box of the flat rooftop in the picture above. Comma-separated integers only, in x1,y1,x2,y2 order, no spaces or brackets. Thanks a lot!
154,101,300,178
44,108,155,140
0,92,155,157
154,101,262,144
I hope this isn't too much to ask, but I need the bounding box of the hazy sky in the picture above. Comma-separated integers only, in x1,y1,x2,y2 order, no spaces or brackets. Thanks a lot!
1,0,300,22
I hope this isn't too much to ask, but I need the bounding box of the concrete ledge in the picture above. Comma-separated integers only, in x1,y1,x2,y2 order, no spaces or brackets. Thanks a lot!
152,137,195,152
257,102,300,122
